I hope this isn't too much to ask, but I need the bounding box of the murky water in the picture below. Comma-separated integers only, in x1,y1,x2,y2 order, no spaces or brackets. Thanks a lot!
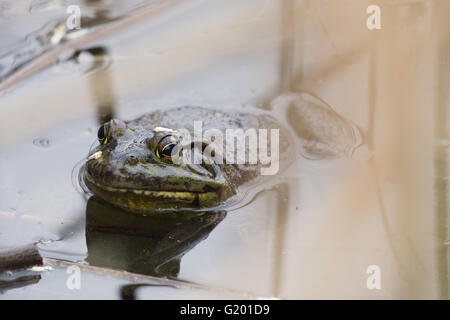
0,0,448,299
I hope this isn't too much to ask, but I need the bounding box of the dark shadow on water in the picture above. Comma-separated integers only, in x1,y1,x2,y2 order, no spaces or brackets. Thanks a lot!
120,283,177,300
72,46,116,124
0,274,41,294
85,196,226,278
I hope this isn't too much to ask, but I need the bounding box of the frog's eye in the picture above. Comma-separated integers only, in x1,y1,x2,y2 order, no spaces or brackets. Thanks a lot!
156,135,179,163
97,123,110,144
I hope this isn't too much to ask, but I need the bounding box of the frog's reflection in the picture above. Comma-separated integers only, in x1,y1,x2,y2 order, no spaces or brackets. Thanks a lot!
85,196,226,278
0,274,41,294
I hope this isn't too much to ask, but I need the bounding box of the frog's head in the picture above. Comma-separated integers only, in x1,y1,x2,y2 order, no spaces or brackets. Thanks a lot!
83,118,234,214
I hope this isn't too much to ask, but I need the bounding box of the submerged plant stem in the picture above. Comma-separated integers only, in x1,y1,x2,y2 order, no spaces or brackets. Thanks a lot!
43,258,254,299
0,243,43,273
0,0,184,93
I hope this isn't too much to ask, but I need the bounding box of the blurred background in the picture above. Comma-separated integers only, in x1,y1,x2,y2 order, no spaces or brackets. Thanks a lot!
0,0,448,299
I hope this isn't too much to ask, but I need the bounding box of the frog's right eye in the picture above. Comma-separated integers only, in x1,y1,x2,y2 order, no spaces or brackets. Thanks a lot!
156,135,179,164
97,123,110,144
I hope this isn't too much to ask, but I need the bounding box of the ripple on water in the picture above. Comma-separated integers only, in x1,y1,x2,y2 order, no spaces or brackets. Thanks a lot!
71,158,92,201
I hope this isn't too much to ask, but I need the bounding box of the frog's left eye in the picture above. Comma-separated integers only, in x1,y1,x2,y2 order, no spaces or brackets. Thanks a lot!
156,135,179,163
97,123,110,144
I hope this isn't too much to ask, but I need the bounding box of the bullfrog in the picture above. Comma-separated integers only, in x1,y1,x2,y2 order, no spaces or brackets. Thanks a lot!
82,94,361,214
82,105,294,214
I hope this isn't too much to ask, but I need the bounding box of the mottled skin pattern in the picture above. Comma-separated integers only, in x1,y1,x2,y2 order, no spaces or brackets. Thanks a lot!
84,106,292,214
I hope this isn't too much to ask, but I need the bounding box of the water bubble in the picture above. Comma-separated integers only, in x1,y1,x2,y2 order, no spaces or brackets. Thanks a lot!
75,48,112,76
33,137,52,148
77,50,95,65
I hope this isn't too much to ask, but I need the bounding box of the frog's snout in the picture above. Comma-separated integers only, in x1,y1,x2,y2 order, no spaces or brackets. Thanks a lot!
186,161,217,179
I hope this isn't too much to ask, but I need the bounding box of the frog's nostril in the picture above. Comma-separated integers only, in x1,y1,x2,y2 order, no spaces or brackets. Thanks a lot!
186,154,218,178
187,163,215,178
125,156,139,166
182,141,218,178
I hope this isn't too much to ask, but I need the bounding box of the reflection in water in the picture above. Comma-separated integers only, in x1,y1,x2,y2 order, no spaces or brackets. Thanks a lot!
120,283,176,300
85,196,226,278
73,47,115,123
272,93,363,159
270,182,289,297
0,21,69,80
0,0,119,81
0,273,41,294
0,0,183,92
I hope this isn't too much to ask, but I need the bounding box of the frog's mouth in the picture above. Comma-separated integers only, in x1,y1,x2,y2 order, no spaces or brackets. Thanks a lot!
83,171,234,214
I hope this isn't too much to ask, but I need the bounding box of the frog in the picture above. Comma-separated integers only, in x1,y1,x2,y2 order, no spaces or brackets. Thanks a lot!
82,93,361,215
82,105,294,214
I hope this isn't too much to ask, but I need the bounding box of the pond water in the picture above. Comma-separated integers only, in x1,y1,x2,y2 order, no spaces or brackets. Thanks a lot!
0,0,448,299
